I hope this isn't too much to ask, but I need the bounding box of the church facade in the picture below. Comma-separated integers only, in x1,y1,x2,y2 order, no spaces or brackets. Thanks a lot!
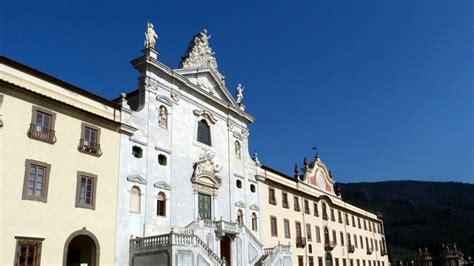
114,26,270,266
0,22,390,266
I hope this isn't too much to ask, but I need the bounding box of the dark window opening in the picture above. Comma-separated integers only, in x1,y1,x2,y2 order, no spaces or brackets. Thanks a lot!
132,146,143,158
236,179,242,189
158,154,167,166
197,119,212,146
250,184,256,193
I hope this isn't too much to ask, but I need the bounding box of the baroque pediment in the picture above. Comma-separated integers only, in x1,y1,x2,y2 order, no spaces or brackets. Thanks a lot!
249,204,260,211
235,201,246,208
127,174,146,185
191,149,222,189
154,181,171,191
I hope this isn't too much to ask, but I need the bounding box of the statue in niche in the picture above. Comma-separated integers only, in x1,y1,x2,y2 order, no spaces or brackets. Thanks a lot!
236,84,244,105
144,22,158,49
235,141,241,159
158,106,168,128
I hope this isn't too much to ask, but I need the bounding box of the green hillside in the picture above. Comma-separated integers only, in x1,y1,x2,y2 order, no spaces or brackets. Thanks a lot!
341,181,474,262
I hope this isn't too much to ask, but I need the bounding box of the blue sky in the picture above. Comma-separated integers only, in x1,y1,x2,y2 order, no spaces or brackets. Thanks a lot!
1,0,472,183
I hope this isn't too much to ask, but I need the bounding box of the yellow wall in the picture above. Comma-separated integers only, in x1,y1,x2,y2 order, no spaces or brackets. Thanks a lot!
0,76,120,265
261,169,390,266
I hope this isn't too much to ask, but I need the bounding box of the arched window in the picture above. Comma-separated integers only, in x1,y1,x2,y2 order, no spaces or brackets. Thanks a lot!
197,119,211,146
157,192,166,216
158,106,168,129
237,209,243,225
130,186,141,213
251,212,258,231
235,140,241,159
324,227,330,244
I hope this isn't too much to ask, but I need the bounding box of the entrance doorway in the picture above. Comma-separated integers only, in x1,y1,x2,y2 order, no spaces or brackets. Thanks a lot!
66,235,96,266
325,252,333,266
220,236,231,266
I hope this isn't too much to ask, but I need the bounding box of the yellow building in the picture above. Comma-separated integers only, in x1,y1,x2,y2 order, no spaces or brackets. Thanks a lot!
259,155,389,266
0,56,122,266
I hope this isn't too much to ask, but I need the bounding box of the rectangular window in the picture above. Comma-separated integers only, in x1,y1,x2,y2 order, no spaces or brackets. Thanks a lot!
309,256,314,266
347,233,351,246
354,234,358,248
330,208,335,221
197,119,212,146
298,256,304,266
306,223,312,241
360,236,364,249
364,220,367,230
332,230,337,245
284,219,291,238
79,123,102,156
352,215,356,227
358,217,361,228
345,213,349,225
28,107,56,144
363,260,366,266
22,160,51,203
338,211,343,223
282,192,289,208
357,259,360,266
340,232,345,246
350,259,354,266
294,196,300,211
319,257,324,266
269,188,276,205
316,226,321,243
314,202,319,216
304,200,310,214
343,259,347,266
198,193,211,219
336,258,340,266
14,237,44,266
295,222,302,237
270,216,278,237
75,172,97,209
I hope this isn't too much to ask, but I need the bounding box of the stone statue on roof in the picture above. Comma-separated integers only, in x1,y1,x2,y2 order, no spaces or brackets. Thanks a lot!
236,84,244,104
144,22,158,49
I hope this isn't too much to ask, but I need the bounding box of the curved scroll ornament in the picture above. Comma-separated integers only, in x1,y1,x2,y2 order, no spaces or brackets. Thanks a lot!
191,149,223,195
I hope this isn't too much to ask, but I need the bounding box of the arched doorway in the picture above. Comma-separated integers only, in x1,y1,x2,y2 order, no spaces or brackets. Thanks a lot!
325,252,333,266
63,228,100,266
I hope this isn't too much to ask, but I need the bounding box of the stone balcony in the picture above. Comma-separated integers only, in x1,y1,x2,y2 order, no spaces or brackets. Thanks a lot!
325,241,336,251
215,220,240,236
296,237,307,248
348,245,355,253
367,247,374,255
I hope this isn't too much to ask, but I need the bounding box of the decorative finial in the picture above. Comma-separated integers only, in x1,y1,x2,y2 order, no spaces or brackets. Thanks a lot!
294,163,299,178
144,21,158,49
312,146,319,159
303,157,308,168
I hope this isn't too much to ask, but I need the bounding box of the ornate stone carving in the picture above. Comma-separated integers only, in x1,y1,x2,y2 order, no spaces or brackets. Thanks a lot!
144,22,158,49
170,90,181,102
179,29,225,81
143,77,159,91
191,149,222,188
235,140,241,159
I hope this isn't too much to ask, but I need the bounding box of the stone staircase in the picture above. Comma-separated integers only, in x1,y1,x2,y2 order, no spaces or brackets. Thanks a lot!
257,244,292,266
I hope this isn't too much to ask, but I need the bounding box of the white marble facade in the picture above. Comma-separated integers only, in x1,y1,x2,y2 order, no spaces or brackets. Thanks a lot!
115,27,265,265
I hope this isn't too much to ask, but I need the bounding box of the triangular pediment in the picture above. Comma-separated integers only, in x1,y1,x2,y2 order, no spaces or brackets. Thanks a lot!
175,67,238,107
